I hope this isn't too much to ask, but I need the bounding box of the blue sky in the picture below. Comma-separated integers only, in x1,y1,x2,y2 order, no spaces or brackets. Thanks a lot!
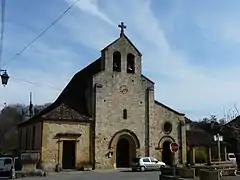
1,0,240,121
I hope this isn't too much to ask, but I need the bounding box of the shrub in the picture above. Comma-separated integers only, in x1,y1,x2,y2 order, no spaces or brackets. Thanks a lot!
195,148,207,163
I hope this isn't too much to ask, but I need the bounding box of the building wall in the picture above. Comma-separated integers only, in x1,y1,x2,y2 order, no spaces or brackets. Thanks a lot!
92,34,187,169
94,35,147,169
19,122,42,151
41,121,91,171
101,35,142,75
93,71,150,169
150,103,187,164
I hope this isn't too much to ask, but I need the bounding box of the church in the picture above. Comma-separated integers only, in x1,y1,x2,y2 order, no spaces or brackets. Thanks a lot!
18,22,187,171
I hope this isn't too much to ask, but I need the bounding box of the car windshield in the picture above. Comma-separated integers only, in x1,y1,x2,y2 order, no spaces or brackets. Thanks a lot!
4,158,12,165
150,157,158,162
0,159,4,167
229,155,235,158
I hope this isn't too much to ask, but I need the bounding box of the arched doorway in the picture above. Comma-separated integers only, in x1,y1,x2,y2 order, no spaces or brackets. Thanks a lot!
116,135,137,168
162,141,174,166
108,129,140,168
116,138,130,167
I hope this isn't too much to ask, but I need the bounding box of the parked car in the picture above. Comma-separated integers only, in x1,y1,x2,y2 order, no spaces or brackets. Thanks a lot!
0,156,22,178
227,153,236,163
131,157,166,172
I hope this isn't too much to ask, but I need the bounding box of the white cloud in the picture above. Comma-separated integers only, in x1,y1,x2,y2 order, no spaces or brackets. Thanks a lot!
66,0,115,26
62,0,240,120
3,0,240,121
1,40,82,107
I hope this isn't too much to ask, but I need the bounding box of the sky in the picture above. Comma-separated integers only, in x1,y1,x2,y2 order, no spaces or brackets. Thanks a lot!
1,0,240,121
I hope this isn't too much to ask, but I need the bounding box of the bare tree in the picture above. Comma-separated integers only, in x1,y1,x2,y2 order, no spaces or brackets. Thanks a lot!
223,104,240,123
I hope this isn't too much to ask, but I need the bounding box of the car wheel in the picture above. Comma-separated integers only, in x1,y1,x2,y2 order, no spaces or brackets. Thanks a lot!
140,166,145,172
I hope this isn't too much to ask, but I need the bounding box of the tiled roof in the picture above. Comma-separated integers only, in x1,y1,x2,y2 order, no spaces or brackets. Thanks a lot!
186,130,213,147
18,58,101,126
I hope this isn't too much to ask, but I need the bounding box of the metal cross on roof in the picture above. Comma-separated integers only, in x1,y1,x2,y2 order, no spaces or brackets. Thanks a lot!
118,22,126,36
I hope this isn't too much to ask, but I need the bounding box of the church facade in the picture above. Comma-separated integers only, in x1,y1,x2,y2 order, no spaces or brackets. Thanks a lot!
18,23,187,171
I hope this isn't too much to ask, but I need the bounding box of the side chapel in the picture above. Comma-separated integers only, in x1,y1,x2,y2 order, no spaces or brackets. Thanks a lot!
18,22,187,171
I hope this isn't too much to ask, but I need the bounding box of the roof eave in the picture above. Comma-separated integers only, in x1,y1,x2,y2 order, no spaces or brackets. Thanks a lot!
154,100,185,116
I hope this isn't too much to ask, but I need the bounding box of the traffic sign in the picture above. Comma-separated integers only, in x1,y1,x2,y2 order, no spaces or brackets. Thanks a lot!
170,142,179,152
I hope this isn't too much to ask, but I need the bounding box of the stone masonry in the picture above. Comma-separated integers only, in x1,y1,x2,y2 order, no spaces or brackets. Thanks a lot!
93,33,187,168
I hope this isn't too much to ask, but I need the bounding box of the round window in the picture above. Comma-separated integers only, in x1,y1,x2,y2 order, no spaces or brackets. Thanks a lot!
163,122,172,134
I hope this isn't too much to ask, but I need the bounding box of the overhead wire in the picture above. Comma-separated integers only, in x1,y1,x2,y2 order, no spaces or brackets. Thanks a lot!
0,0,6,68
2,0,80,68
10,76,62,91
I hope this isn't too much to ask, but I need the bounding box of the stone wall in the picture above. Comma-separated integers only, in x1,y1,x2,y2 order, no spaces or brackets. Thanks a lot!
93,71,151,169
92,33,187,169
150,103,187,164
41,121,91,171
101,34,142,75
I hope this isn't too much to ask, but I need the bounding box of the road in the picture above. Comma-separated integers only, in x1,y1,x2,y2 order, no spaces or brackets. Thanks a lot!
13,170,240,180
19,170,160,180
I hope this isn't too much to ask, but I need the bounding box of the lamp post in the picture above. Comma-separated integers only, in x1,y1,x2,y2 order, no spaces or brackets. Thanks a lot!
214,134,223,162
0,69,9,86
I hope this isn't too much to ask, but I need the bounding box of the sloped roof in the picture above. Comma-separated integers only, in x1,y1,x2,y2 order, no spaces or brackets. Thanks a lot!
101,33,142,56
19,58,102,126
186,130,213,147
154,100,185,116
225,115,240,127
185,117,192,124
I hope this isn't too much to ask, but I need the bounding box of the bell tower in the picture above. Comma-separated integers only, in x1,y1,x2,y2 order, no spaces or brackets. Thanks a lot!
101,22,142,75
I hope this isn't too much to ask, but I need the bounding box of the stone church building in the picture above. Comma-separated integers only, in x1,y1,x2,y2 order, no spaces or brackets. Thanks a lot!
18,22,187,171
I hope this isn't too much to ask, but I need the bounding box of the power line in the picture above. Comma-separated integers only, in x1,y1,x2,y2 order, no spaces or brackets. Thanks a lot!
2,0,80,68
0,0,6,68
11,76,62,91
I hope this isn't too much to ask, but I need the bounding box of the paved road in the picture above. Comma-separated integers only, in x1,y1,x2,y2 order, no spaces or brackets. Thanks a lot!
19,170,160,180
4,170,240,180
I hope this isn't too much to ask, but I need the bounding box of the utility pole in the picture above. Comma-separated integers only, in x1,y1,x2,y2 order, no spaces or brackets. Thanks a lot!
29,92,33,118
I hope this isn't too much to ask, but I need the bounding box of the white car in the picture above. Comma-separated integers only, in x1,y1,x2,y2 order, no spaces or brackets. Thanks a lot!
0,156,21,178
228,153,236,163
0,157,14,178
131,157,166,172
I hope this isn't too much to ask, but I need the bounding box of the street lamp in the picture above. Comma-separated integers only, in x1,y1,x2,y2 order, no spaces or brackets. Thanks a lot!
214,134,223,162
0,69,9,86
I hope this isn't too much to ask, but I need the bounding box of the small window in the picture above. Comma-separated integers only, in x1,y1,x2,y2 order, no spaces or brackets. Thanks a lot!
163,122,172,134
127,53,135,73
150,157,158,163
113,51,121,72
123,109,127,119
143,158,150,162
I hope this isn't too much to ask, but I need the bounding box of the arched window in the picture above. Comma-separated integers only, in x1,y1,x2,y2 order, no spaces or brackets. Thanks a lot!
127,53,135,73
123,109,127,119
113,51,121,72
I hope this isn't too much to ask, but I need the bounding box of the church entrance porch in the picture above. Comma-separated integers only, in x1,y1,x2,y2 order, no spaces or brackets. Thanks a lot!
62,140,76,169
116,137,135,167
158,136,175,166
108,129,140,169
162,141,174,166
